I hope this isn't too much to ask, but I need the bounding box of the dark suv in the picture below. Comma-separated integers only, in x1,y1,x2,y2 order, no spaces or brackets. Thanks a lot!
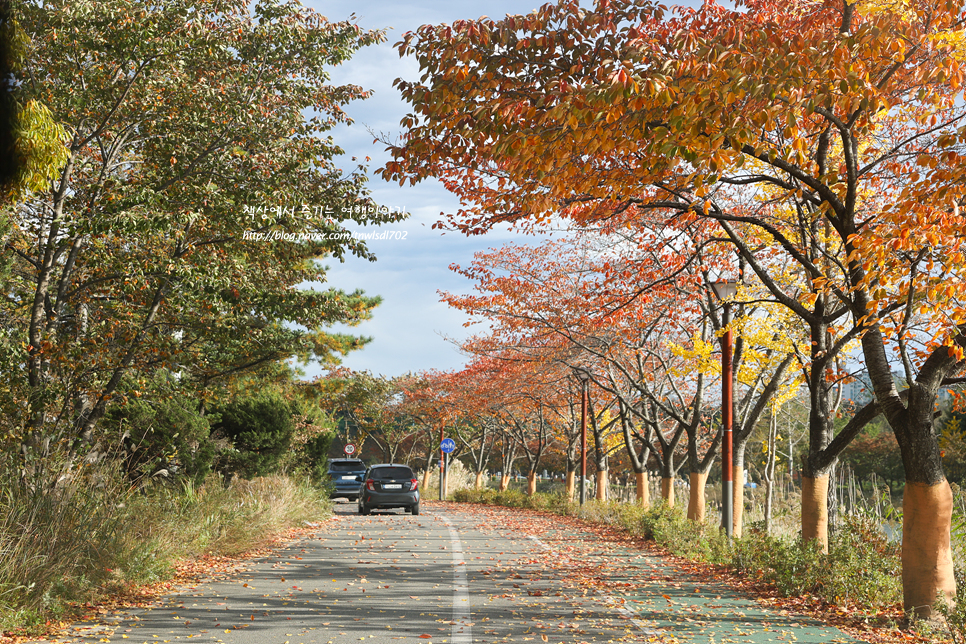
327,458,367,501
358,464,420,515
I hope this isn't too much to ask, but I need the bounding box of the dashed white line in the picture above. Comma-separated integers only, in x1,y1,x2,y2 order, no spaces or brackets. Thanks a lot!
431,513,472,643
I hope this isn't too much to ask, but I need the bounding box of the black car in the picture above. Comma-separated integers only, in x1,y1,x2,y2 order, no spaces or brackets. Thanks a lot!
358,464,420,515
327,458,368,501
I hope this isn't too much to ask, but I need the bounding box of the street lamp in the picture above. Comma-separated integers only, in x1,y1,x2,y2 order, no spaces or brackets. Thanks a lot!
710,279,737,540
574,368,591,506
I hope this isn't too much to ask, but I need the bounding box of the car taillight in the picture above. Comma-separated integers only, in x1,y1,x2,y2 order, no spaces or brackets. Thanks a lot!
366,480,375,491
410,478,418,491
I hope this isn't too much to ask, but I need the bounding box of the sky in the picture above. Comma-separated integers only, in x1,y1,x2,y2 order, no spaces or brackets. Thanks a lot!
297,0,564,379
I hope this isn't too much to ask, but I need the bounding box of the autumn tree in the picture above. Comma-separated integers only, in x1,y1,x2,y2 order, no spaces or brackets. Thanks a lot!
396,370,456,488
384,0,966,618
314,369,418,463
447,357,537,490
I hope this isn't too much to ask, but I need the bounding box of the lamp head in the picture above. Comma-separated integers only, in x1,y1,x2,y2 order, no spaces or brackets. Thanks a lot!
710,279,738,300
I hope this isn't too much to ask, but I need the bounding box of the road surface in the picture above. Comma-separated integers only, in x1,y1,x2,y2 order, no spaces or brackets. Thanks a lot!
43,501,861,644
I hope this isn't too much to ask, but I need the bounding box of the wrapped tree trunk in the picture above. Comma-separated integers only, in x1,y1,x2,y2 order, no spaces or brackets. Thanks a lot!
661,477,675,507
801,474,830,552
619,398,653,507
687,471,708,522
595,468,608,501
869,333,960,619
527,472,537,495
635,471,650,507
800,318,839,553
902,481,955,620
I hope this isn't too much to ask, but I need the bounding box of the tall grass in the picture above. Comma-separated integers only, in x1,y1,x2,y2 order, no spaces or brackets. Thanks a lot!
0,463,330,634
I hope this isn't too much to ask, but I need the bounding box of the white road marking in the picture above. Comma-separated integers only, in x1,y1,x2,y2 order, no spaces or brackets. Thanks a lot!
430,513,472,643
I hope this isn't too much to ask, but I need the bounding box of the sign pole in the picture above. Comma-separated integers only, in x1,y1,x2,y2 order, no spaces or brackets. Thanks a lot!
439,437,456,500
439,427,445,501
443,451,449,498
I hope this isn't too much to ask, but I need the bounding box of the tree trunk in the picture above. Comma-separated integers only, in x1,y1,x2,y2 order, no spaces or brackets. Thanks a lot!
764,475,774,535
595,469,608,501
499,474,510,491
527,472,537,496
732,443,746,538
902,481,956,620
474,471,484,490
764,413,778,534
566,469,576,501
802,475,830,552
422,468,432,491
661,477,674,507
687,471,707,523
635,471,649,507
855,314,963,619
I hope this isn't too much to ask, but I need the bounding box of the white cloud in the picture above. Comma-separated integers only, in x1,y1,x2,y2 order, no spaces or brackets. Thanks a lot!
300,0,700,377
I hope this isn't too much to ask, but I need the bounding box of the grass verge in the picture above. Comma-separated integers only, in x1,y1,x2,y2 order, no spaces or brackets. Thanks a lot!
0,470,330,635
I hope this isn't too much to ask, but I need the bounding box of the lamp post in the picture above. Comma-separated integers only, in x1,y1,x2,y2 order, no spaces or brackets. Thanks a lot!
575,368,591,506
710,279,737,540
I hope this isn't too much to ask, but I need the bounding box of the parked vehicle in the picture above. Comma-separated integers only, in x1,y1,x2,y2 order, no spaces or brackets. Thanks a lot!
358,463,420,515
327,458,367,501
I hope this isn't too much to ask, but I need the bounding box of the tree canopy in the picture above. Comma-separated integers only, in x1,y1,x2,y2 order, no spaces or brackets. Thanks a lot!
3,0,401,467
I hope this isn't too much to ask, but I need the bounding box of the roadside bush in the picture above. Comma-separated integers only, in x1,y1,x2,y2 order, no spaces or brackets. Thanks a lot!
102,375,217,484
133,474,329,559
214,391,295,479
728,515,901,610
937,566,966,643
286,402,337,483
732,531,825,596
824,515,901,607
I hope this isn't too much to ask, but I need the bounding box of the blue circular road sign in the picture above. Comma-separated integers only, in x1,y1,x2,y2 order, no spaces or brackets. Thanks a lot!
440,438,456,453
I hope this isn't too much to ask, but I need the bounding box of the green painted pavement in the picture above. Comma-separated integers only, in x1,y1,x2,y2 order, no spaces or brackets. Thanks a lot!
615,552,859,643
522,518,865,644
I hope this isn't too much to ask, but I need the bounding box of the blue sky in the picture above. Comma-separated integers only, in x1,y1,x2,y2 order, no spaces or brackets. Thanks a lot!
300,0,710,379
300,0,557,379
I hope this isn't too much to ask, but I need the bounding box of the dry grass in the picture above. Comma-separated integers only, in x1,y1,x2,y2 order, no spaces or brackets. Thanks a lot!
0,465,329,634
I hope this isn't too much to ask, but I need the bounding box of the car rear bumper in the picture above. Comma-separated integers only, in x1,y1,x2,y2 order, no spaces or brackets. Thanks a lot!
361,491,419,508
331,483,363,499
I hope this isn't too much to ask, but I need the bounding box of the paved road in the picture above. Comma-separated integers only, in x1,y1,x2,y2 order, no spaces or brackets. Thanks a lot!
42,501,862,644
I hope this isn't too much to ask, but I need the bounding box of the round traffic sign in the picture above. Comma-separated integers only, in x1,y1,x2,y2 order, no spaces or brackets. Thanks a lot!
440,438,456,454
344,444,355,455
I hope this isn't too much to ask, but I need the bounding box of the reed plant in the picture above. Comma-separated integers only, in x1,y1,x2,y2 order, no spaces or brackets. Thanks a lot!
0,459,329,635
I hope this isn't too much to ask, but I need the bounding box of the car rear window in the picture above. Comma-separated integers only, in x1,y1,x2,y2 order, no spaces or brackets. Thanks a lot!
370,467,414,480
329,461,365,472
